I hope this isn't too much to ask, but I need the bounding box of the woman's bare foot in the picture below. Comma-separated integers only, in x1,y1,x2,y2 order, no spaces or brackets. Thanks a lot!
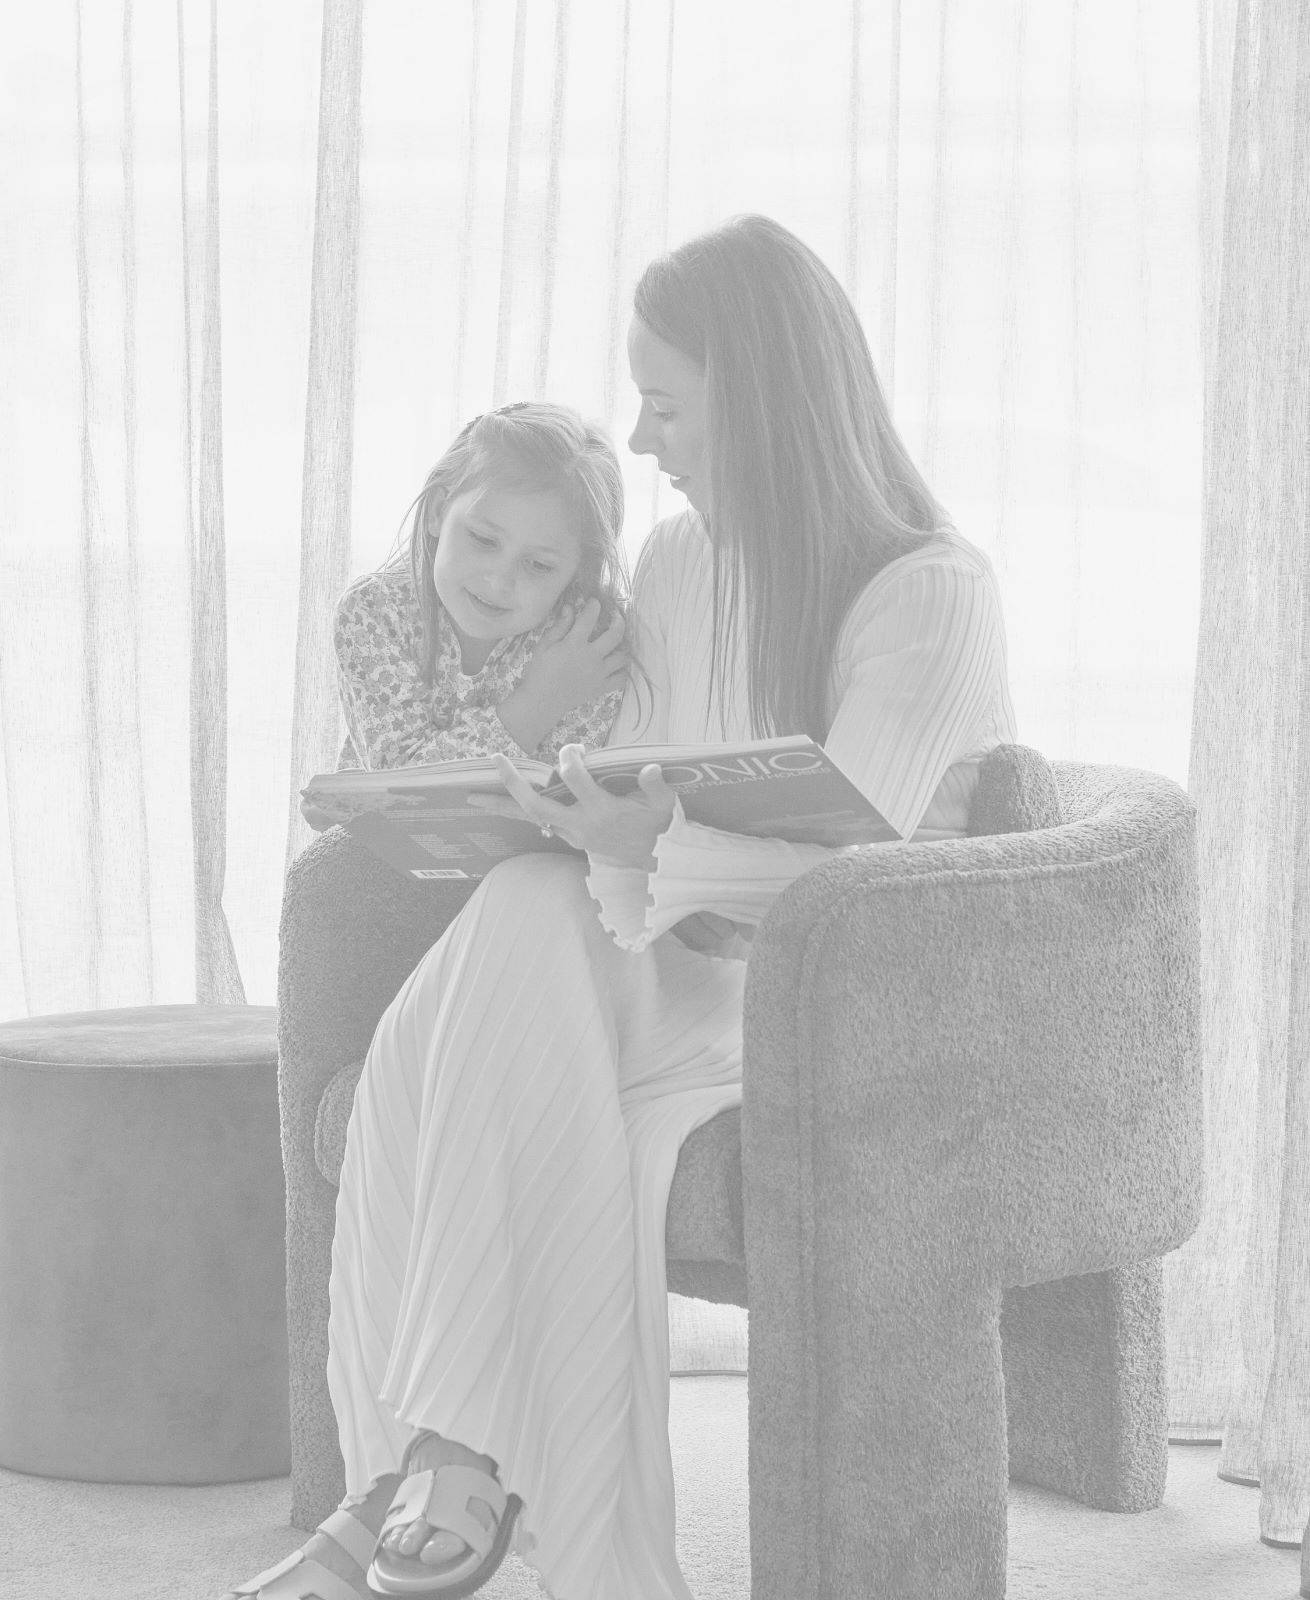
377,1430,502,1569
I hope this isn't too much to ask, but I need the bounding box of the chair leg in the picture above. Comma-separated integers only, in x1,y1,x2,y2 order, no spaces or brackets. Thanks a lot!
746,1248,1009,1600
286,1173,347,1532
1001,1261,1168,1512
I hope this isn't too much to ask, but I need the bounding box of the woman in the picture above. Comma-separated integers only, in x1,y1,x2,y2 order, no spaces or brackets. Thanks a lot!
226,214,1016,1600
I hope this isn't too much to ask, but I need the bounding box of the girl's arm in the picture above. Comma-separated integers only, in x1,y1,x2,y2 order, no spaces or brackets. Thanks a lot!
586,556,1011,952
334,579,539,769
367,706,537,767
535,687,626,765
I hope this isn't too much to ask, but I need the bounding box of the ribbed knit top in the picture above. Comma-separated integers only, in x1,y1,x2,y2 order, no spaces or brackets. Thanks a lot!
591,511,1018,951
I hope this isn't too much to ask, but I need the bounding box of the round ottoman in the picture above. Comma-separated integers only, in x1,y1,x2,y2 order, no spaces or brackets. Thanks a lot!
0,1003,290,1483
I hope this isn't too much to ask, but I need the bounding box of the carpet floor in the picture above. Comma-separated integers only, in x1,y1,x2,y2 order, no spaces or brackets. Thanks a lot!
0,1376,1301,1599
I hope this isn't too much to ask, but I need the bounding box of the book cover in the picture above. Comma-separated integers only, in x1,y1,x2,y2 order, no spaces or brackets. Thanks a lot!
304,736,899,881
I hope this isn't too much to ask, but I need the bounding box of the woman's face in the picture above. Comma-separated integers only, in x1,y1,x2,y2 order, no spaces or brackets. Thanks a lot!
627,316,709,515
431,484,581,668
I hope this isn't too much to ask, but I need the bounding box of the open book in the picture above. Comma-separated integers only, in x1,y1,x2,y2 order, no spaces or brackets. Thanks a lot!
302,734,901,881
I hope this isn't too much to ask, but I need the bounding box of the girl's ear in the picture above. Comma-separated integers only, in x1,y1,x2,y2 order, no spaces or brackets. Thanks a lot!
421,485,448,545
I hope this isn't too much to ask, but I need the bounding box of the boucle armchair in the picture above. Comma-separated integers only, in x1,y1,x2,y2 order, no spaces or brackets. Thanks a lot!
276,748,1202,1598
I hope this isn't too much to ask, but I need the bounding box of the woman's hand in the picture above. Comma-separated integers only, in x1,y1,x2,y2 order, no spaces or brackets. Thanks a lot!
497,600,627,754
467,744,677,870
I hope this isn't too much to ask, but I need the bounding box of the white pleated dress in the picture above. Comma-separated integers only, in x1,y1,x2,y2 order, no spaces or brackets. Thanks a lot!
327,514,1018,1600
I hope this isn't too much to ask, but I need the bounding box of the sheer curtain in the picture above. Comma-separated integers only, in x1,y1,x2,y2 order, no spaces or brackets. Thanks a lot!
18,0,1299,1526
1,2,324,1010
1163,0,1310,1552
0,0,1203,1018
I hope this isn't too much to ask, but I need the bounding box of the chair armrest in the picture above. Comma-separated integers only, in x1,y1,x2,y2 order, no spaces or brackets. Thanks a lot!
742,772,1202,1283
276,827,478,1182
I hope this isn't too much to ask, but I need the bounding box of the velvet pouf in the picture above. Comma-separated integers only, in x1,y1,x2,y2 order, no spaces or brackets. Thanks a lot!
0,1004,289,1484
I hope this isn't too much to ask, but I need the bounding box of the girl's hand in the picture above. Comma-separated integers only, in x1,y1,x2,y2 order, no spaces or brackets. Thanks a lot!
299,795,344,832
467,744,677,870
498,600,627,753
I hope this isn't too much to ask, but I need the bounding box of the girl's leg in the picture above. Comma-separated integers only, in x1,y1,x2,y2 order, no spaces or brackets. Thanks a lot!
325,852,744,1600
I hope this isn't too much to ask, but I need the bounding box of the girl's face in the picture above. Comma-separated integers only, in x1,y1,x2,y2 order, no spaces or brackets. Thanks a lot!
432,484,582,668
627,316,709,514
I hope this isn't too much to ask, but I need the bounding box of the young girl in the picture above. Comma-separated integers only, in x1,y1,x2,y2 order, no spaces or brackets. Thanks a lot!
331,401,629,784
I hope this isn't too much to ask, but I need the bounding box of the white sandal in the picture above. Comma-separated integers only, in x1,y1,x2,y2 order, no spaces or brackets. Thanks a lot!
366,1435,522,1598
223,1506,379,1599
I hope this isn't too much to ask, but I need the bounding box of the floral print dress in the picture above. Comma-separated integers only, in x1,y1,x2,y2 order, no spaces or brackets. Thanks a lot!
333,566,622,772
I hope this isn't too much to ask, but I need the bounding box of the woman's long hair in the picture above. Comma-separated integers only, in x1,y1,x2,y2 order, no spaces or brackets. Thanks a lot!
633,214,952,742
385,402,629,686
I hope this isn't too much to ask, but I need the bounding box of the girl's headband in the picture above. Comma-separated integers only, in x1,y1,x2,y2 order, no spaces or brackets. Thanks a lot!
465,400,532,431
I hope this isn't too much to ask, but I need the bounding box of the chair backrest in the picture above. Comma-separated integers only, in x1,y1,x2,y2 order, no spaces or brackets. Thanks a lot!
966,743,1064,838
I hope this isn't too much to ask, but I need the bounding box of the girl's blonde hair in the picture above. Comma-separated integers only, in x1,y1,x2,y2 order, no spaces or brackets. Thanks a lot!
633,214,951,742
389,402,629,685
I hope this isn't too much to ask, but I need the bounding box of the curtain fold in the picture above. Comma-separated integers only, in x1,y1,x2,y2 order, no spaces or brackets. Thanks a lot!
284,0,364,870
73,0,112,997
1165,0,1310,1549
490,0,529,408
179,0,244,1003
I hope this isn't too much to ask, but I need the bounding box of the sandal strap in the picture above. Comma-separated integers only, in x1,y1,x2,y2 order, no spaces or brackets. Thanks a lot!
425,1464,509,1560
318,1506,380,1572
378,1467,437,1545
233,1545,364,1600
231,1548,301,1594
378,1463,508,1563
